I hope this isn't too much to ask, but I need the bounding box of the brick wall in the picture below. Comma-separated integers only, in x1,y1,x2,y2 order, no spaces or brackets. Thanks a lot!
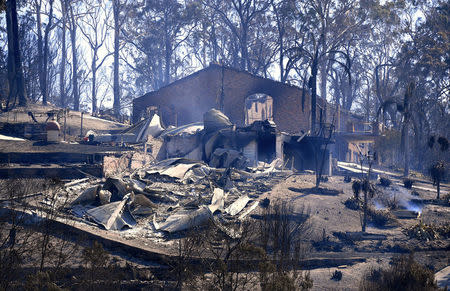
133,65,312,134
245,96,273,125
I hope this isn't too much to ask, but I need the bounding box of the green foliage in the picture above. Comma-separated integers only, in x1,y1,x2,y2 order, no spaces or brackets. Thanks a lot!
360,254,442,291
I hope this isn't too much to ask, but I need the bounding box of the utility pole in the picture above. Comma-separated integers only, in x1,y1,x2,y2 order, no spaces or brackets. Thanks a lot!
80,112,84,137
63,109,67,141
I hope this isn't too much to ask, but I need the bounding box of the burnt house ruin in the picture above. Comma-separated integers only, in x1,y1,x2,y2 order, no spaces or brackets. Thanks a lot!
133,64,379,169
133,64,312,134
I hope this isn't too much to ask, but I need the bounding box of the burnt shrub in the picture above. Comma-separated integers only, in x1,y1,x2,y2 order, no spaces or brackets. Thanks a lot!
352,181,361,199
437,137,449,151
81,241,110,289
443,193,450,204
344,197,361,210
428,136,435,149
361,180,377,198
332,231,356,245
374,190,399,210
366,207,396,227
403,179,414,189
360,254,441,291
429,161,446,200
180,201,314,290
258,201,313,291
331,270,342,281
312,229,344,252
379,177,392,187
24,272,63,291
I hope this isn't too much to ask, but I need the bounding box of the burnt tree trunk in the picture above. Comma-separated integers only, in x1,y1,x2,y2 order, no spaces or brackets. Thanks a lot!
41,0,54,105
362,189,367,232
91,50,97,114
310,50,318,134
319,59,327,102
112,0,120,116
59,0,67,107
402,82,414,177
164,38,171,86
6,0,27,109
163,14,171,86
437,181,440,200
36,0,44,103
69,4,79,111
210,20,218,62
402,123,409,177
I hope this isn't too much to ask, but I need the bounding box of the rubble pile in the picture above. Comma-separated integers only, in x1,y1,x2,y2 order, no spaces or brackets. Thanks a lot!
66,157,289,237
63,109,299,238
405,222,450,241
